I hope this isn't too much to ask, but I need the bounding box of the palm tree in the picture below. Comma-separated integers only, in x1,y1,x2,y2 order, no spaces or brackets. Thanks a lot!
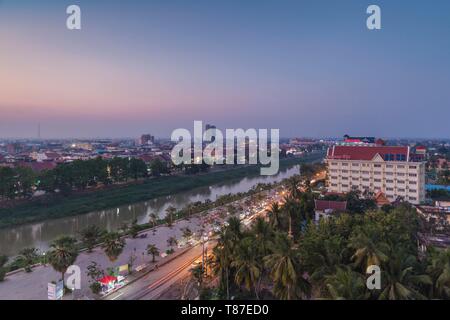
146,244,160,263
426,248,450,299
101,232,126,262
79,225,102,252
148,212,158,228
378,248,431,300
325,266,369,300
190,264,204,287
231,237,261,299
48,236,78,284
267,202,282,229
264,233,311,300
287,176,301,199
16,248,39,272
165,206,177,227
348,230,389,271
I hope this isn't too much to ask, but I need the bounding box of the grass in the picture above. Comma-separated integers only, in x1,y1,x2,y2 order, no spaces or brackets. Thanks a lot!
0,153,324,228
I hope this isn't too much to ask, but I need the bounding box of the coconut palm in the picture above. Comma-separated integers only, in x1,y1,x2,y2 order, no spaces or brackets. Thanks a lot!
287,176,301,199
325,266,369,300
148,213,158,228
146,244,160,263
348,230,389,271
378,248,431,300
264,233,311,300
48,236,78,284
79,225,102,252
101,232,126,262
426,248,450,299
231,237,261,299
267,202,282,229
165,206,177,227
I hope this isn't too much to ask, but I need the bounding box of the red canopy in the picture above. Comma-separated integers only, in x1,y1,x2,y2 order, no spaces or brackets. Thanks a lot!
98,275,117,285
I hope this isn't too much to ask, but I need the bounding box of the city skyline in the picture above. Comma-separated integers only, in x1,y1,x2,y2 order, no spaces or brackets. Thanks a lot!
1,0,450,139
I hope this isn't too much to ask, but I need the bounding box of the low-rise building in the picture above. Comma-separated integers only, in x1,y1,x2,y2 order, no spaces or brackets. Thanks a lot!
314,199,347,222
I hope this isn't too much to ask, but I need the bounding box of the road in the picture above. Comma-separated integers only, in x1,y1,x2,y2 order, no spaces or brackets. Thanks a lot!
107,242,215,300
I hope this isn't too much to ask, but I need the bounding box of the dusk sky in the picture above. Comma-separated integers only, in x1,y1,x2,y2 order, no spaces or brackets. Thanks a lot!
1,0,449,139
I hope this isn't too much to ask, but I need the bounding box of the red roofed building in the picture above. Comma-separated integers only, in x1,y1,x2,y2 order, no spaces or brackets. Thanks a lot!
314,200,347,221
326,142,426,205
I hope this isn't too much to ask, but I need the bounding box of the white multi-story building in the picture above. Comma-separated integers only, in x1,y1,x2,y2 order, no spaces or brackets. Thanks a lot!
326,144,426,204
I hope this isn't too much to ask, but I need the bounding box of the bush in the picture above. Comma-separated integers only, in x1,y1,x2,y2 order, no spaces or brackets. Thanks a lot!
0,267,6,282
90,282,102,294
0,255,8,268
166,248,175,255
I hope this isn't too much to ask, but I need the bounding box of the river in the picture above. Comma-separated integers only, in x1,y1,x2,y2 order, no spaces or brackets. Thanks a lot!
0,164,301,256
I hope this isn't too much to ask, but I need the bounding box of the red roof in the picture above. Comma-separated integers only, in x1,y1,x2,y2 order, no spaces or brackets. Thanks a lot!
315,200,347,211
327,145,408,161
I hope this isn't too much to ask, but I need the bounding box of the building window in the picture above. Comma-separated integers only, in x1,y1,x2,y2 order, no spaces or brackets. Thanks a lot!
352,163,359,167
409,181,416,185
374,179,381,182
374,171,381,175
398,188,405,192
342,163,349,166
410,189,417,193
397,165,405,169
409,197,417,201
397,173,405,176
386,187,394,191
386,179,394,183
398,180,405,184
409,173,417,177
409,165,417,169
374,164,381,168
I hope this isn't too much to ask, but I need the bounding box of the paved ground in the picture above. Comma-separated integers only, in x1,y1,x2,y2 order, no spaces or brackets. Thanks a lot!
0,217,204,300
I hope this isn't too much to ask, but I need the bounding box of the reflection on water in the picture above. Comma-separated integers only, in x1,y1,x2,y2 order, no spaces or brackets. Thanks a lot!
0,165,299,256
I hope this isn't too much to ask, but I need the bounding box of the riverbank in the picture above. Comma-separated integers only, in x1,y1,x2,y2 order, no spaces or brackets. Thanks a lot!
0,153,324,229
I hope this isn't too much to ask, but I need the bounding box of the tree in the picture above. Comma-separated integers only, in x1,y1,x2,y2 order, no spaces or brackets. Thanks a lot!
48,236,78,284
325,267,369,300
129,158,148,180
267,202,282,229
129,219,140,238
167,236,178,249
148,213,159,228
182,227,193,241
231,237,261,299
426,248,450,299
102,232,126,262
378,247,431,300
348,230,389,272
79,225,102,252
146,244,160,263
150,158,169,176
165,206,177,227
15,248,39,272
264,233,311,300
190,263,205,287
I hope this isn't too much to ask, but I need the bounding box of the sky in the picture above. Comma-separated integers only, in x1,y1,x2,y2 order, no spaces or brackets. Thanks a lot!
0,0,449,139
